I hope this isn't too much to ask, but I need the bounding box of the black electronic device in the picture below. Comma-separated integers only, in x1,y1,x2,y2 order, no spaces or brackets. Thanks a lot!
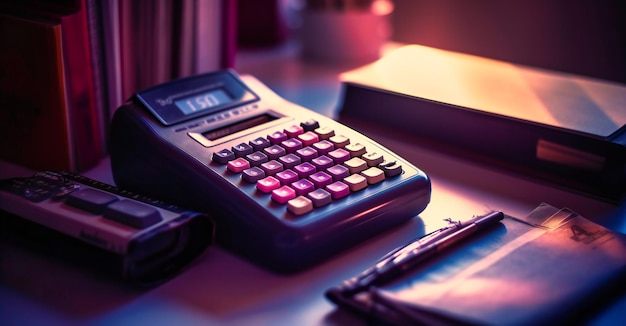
0,171,214,285
109,70,431,273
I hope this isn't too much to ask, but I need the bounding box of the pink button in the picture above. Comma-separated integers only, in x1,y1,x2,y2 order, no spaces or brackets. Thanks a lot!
290,179,315,196
278,154,301,169
268,131,288,144
328,148,350,164
281,138,303,153
297,131,319,146
294,162,317,179
272,185,296,204
311,155,334,170
284,125,304,138
307,188,332,207
275,169,299,185
260,160,283,175
257,176,281,193
295,146,318,161
264,145,286,160
325,181,350,199
312,140,334,155
309,171,333,188
227,158,250,173
327,164,350,180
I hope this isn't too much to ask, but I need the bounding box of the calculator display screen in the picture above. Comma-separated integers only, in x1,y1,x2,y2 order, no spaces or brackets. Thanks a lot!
136,71,259,126
174,89,232,115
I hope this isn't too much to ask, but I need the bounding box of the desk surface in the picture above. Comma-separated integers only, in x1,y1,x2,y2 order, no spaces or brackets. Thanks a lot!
2,42,625,325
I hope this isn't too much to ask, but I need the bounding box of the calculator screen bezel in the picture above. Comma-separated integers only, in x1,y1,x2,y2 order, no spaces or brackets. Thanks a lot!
135,71,259,126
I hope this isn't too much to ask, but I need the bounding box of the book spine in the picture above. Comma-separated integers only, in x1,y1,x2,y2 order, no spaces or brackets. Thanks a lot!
220,0,237,68
85,0,109,155
98,0,123,118
0,13,73,171
339,81,626,201
58,0,104,171
194,0,221,73
118,0,138,102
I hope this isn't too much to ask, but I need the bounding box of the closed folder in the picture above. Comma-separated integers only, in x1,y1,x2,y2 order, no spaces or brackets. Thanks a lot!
326,203,626,325
338,45,626,201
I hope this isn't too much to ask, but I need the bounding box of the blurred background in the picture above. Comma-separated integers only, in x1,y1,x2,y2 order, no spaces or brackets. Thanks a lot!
238,0,626,83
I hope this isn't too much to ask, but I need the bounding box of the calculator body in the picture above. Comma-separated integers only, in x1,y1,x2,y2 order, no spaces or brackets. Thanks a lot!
110,70,430,273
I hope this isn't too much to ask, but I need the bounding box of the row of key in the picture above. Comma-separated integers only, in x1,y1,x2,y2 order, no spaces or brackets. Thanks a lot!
211,119,403,215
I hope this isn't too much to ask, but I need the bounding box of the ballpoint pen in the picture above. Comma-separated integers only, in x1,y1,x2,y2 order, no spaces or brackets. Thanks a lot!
337,211,505,295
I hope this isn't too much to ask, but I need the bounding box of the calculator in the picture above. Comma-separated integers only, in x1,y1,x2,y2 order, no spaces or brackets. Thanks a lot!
109,70,431,273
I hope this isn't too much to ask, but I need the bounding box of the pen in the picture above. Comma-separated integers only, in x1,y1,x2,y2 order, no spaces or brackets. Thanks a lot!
339,211,504,295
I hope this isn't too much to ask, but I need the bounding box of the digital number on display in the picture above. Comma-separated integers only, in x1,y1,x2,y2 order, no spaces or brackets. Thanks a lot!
174,89,232,115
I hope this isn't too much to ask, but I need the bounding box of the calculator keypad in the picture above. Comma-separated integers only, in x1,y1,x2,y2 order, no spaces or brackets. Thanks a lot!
211,119,403,216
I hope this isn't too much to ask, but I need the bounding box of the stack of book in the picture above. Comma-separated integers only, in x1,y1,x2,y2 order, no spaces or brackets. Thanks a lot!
338,44,626,201
0,0,235,172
